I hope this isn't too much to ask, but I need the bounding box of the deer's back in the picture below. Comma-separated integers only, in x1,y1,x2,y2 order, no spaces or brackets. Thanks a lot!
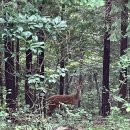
47,95,75,105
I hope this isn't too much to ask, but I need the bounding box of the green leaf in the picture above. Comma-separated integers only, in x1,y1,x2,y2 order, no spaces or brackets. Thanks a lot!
53,16,62,25
126,107,130,112
22,31,32,39
33,23,43,28
30,42,44,53
32,35,38,42
45,24,52,32
56,21,67,30
0,18,6,23
42,17,51,23
48,74,59,83
109,31,118,42
128,1,130,9
86,0,104,7
28,15,37,21
17,26,24,32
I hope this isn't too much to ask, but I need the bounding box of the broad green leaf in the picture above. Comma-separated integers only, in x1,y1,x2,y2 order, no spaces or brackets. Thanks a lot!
0,18,6,23
126,107,130,112
28,15,37,21
17,26,24,32
53,16,62,25
22,31,32,39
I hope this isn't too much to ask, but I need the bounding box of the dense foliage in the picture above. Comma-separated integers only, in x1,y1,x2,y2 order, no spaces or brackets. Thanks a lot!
0,0,130,130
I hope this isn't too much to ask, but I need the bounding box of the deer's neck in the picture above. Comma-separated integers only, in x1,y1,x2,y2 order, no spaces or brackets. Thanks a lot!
74,89,81,99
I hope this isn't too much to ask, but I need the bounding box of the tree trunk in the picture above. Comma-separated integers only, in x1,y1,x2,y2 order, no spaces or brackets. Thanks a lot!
4,36,16,110
118,0,128,113
25,37,33,108
59,4,65,95
60,47,65,95
101,0,112,117
78,48,84,107
15,39,19,107
0,3,3,106
0,40,3,105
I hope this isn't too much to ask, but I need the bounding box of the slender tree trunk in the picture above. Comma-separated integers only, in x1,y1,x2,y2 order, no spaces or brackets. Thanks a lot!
118,0,128,113
25,37,33,108
78,48,84,107
0,3,3,106
0,41,3,105
59,4,65,95
4,35,16,110
65,39,71,95
60,44,65,95
15,39,19,107
78,74,83,107
101,0,112,117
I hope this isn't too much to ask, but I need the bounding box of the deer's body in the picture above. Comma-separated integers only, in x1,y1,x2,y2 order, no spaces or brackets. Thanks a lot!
47,87,81,115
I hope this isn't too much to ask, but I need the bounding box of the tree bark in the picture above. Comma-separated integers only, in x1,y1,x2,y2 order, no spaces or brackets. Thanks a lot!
4,36,16,110
101,0,112,117
25,37,33,107
118,0,128,113
0,40,3,105
59,4,65,95
15,39,19,106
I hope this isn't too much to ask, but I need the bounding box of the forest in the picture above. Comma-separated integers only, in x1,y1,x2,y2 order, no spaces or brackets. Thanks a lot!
0,0,130,130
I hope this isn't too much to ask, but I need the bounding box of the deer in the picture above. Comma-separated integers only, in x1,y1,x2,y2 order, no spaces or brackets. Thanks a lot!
46,82,83,116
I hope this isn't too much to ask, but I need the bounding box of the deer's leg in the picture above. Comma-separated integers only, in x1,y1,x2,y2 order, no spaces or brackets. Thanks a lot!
47,104,57,116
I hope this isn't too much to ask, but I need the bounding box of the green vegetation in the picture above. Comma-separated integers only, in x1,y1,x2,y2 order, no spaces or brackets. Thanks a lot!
0,0,130,130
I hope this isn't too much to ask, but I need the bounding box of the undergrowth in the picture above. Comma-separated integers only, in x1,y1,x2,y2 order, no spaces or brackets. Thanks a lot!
0,105,130,130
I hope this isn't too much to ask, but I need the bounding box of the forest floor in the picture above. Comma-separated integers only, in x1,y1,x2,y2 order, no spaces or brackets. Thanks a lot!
1,112,130,130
